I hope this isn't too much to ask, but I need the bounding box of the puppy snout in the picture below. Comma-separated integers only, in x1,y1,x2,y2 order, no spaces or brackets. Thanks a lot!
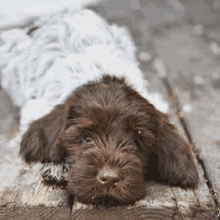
97,166,120,186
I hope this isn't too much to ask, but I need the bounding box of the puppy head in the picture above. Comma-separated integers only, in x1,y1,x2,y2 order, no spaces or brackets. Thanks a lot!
20,75,199,206
61,75,198,205
61,76,157,205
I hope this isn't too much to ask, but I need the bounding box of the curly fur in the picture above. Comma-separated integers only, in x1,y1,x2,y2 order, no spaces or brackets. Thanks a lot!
20,75,199,206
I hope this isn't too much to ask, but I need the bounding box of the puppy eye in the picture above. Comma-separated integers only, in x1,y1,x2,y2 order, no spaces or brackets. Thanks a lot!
82,134,94,144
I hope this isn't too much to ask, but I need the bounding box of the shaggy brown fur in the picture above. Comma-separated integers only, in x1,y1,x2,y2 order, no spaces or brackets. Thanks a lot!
20,75,199,206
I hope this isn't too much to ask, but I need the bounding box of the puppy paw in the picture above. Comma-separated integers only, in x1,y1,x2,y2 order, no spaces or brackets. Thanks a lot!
41,163,68,188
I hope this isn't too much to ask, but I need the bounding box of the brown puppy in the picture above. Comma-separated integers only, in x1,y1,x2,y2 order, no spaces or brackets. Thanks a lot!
20,75,199,206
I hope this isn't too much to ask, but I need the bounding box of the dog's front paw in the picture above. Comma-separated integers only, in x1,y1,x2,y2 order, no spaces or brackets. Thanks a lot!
41,163,68,188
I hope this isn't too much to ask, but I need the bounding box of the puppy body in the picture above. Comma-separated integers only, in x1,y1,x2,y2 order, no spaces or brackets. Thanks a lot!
20,75,199,206
0,9,168,132
0,8,198,206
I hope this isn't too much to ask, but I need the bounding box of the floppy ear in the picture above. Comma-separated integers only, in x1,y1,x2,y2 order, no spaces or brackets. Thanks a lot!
20,104,66,164
154,118,199,189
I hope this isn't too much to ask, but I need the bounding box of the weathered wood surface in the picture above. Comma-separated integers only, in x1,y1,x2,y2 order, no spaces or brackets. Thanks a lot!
0,173,218,219
0,204,217,220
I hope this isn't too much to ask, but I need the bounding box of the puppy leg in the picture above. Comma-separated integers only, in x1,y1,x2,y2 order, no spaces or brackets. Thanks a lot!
41,163,68,188
20,104,68,188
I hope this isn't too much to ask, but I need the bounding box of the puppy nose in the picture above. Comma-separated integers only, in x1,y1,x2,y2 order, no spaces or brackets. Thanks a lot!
98,166,120,186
